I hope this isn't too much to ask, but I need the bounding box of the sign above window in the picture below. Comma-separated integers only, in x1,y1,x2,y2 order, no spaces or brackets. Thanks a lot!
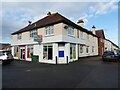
34,35,42,42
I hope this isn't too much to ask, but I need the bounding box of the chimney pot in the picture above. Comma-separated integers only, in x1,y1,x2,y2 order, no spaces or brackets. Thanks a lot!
47,12,51,16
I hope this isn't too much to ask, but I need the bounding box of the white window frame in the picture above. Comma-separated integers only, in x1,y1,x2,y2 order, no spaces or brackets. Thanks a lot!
80,45,83,54
17,33,22,40
86,46,89,53
67,27,74,36
45,25,54,36
30,29,38,38
80,31,83,39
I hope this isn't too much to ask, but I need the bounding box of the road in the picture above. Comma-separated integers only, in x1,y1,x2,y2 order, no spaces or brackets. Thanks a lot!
2,56,119,88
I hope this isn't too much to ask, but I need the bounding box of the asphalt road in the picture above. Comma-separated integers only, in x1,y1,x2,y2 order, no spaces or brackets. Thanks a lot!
2,56,119,88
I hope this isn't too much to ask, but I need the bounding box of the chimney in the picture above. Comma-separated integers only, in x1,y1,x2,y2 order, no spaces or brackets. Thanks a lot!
77,19,84,28
47,12,51,16
92,25,96,35
28,21,32,25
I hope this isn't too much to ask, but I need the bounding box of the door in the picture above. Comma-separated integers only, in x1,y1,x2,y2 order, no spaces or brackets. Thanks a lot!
20,48,25,60
48,46,52,60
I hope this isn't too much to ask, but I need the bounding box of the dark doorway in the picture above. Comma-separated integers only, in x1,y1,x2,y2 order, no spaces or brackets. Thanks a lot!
48,47,52,60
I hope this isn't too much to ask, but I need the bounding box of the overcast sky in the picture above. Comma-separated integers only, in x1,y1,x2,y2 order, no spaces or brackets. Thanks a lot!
1,0,119,46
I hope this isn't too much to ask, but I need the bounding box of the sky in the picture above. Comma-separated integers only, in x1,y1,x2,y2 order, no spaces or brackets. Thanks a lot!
1,0,119,46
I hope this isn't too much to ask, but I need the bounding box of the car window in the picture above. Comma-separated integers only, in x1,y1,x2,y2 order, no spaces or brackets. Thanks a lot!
0,51,5,56
104,51,114,55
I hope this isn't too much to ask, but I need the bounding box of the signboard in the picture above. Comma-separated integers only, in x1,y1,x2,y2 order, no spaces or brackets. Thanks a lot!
59,51,64,57
34,35,42,42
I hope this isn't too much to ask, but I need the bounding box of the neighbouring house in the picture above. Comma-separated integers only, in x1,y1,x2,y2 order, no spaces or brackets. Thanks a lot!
0,43,11,51
104,39,112,51
95,29,105,56
11,12,98,64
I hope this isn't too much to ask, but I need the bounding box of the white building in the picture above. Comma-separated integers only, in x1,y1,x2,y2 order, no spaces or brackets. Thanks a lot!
11,12,98,64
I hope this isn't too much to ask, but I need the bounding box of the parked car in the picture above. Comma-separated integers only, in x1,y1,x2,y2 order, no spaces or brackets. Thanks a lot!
0,50,14,65
102,51,119,62
115,50,120,58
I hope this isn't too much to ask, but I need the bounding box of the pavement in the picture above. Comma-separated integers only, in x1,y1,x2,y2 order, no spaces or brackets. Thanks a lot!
2,56,119,88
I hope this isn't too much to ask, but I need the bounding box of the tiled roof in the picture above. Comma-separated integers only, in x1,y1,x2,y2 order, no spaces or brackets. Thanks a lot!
12,12,97,37
95,30,105,39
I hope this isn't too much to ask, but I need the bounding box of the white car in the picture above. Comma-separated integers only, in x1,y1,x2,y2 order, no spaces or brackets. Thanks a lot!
0,50,14,65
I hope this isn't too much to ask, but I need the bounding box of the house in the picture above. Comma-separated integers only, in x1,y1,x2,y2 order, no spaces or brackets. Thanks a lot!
95,29,105,56
11,12,99,64
0,43,11,51
104,39,112,51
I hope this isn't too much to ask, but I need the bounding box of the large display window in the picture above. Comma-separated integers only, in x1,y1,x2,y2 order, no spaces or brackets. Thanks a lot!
70,44,76,59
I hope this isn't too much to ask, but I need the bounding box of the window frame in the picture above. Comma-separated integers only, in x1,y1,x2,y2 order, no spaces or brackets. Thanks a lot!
67,26,74,36
30,29,38,38
17,33,22,40
45,25,54,36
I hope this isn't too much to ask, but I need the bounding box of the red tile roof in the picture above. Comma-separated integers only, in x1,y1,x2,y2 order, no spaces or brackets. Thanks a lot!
12,12,98,37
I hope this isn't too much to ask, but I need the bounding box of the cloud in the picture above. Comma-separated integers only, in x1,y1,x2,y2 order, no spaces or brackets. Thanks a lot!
1,1,118,43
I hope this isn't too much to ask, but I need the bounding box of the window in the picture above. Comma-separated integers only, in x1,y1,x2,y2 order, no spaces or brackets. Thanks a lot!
43,45,53,60
17,33,22,40
30,29,38,38
92,46,94,52
27,45,33,58
80,45,83,53
45,26,54,35
86,46,89,53
67,27,74,36
80,31,83,38
14,46,19,57
70,44,76,59
87,34,89,40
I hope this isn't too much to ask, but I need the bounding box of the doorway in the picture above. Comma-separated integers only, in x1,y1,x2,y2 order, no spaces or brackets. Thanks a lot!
48,47,52,60
20,47,25,60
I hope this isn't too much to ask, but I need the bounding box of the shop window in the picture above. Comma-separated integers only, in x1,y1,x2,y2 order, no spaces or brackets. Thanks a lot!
92,46,94,52
86,46,89,53
27,45,33,58
45,25,54,36
43,45,53,60
70,44,76,59
14,46,18,57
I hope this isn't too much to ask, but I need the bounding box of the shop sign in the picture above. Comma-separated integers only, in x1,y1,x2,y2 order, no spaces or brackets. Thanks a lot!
59,51,64,57
34,35,42,42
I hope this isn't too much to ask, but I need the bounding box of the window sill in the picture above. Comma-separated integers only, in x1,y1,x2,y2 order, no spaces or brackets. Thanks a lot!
45,34,54,37
68,34,75,37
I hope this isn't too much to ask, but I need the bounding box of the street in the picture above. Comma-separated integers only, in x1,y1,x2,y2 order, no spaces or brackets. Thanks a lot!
2,56,119,88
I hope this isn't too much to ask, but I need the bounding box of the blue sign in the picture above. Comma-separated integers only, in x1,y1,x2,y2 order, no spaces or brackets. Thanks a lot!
59,51,64,57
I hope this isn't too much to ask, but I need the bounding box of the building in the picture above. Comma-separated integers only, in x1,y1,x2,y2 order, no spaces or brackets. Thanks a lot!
0,43,11,51
11,12,98,64
104,39,112,51
95,29,105,56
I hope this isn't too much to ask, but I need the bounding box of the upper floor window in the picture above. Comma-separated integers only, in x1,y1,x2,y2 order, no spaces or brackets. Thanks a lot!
45,25,54,36
30,29,38,38
67,27,74,36
86,46,89,53
17,33,22,40
87,34,89,40
80,31,83,38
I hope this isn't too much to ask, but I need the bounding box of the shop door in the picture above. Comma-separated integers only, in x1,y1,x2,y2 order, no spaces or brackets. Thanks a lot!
48,47,52,60
20,48,25,60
